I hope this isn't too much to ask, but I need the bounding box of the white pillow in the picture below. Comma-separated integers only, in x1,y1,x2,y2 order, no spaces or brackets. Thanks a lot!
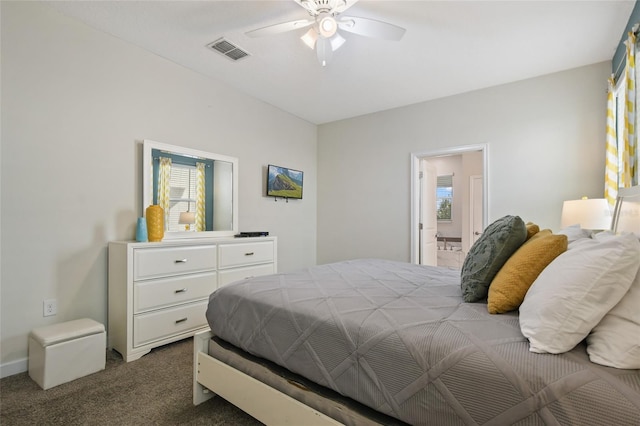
557,224,592,247
587,250,640,369
519,232,640,354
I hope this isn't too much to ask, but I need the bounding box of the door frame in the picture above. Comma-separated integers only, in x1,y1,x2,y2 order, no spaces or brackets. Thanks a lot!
410,144,489,264
420,159,437,266
469,174,484,246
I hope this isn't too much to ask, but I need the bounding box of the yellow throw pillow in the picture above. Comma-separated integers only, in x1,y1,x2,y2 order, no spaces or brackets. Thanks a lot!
525,222,540,240
487,230,567,314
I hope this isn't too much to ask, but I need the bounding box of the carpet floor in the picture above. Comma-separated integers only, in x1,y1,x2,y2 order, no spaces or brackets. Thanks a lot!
0,338,262,425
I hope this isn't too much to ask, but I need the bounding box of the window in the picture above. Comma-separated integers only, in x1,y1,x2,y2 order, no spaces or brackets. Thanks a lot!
607,36,640,196
437,175,453,221
615,77,625,177
609,68,638,193
168,164,197,231
151,148,215,232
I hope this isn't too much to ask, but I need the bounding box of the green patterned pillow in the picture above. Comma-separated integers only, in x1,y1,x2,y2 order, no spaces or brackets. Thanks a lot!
461,215,527,302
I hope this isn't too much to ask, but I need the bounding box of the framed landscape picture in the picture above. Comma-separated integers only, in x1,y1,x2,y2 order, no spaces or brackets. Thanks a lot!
267,164,303,199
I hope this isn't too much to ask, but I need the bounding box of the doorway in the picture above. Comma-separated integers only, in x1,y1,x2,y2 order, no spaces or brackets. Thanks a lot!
410,144,488,265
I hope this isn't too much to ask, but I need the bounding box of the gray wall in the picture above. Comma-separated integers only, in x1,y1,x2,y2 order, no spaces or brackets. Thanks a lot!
317,62,610,264
1,2,317,374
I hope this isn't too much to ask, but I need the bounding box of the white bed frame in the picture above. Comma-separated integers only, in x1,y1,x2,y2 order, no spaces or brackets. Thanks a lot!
193,185,640,425
193,330,342,425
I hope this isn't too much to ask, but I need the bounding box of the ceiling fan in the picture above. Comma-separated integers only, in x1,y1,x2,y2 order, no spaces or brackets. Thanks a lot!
245,0,406,66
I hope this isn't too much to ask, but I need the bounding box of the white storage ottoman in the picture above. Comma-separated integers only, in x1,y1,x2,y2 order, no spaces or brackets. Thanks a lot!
28,318,106,390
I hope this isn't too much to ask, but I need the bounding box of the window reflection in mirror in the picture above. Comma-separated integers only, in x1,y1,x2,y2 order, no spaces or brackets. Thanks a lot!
142,140,238,238
151,150,216,232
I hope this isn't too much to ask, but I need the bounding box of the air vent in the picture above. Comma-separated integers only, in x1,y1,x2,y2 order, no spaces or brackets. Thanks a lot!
206,38,250,62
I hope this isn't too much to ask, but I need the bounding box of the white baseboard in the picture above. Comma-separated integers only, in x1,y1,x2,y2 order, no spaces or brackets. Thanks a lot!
1,357,28,378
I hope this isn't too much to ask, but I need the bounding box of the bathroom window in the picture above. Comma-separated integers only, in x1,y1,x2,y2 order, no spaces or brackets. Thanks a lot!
437,175,453,221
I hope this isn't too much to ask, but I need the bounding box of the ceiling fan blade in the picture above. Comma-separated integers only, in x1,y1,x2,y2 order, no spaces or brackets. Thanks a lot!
245,19,314,38
337,16,406,41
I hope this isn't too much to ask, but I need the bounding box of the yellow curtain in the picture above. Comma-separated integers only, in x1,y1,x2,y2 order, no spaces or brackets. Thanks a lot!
605,76,618,207
157,157,172,229
622,31,637,187
195,162,206,232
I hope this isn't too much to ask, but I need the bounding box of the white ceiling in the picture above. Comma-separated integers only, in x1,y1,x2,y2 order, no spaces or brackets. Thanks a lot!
47,1,634,124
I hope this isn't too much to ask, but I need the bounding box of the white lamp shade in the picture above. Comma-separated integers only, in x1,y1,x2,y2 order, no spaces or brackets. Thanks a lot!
319,16,338,38
316,38,333,66
561,198,612,230
329,32,346,51
301,28,317,49
178,212,196,225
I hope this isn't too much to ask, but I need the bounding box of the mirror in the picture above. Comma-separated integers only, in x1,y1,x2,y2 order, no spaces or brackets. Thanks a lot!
142,140,238,239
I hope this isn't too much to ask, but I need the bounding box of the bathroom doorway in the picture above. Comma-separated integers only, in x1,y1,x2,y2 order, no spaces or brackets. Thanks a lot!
410,144,488,266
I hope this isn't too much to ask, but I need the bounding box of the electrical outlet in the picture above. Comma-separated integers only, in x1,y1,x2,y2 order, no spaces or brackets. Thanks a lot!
43,299,57,317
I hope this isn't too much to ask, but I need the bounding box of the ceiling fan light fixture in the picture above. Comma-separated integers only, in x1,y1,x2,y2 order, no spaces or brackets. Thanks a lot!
299,0,348,14
329,32,345,51
249,0,406,67
319,16,338,38
301,28,318,49
316,37,333,67
300,0,319,13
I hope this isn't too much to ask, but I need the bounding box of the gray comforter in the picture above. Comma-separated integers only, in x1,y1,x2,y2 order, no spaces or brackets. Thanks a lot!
206,259,640,425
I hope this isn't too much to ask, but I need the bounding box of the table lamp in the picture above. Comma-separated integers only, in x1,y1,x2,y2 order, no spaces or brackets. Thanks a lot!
561,197,612,230
179,211,196,231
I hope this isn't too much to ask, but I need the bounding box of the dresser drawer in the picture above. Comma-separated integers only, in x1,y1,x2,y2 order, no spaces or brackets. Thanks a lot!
133,300,208,347
218,264,275,288
134,272,216,313
134,246,216,280
218,241,274,268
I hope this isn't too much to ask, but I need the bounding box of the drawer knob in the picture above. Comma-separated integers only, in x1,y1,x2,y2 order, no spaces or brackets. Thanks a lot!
245,252,255,256
175,318,188,324
175,259,188,263
174,288,188,294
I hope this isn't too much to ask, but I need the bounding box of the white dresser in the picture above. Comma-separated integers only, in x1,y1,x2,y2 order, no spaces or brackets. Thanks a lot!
108,237,277,362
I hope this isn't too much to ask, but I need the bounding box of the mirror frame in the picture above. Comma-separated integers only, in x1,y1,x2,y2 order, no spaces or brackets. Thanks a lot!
142,139,239,239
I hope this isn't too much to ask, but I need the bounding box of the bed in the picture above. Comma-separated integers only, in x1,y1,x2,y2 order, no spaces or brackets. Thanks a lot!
193,186,640,425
